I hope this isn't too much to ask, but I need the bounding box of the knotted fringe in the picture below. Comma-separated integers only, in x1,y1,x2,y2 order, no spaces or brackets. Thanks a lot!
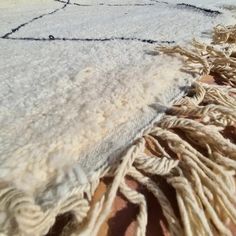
213,24,236,44
0,24,236,236
157,25,236,87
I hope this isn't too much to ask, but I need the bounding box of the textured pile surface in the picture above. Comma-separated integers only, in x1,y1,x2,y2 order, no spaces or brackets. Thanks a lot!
0,1,235,235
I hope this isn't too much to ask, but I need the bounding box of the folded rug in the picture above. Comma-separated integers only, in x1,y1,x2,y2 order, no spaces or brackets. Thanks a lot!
0,1,235,235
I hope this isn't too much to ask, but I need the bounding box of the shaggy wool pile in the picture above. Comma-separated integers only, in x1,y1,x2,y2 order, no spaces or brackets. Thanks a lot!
0,0,236,235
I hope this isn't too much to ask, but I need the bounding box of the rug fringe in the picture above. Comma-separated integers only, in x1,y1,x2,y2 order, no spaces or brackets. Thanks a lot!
119,180,147,236
213,24,236,44
157,33,236,87
128,167,183,236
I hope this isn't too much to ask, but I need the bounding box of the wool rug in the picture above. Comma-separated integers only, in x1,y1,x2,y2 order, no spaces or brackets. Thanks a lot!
0,0,236,235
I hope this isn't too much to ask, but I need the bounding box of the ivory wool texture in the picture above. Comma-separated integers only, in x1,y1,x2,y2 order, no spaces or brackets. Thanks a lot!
0,0,236,235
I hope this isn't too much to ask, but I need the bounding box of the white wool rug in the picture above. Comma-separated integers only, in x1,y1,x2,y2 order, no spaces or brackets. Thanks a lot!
0,1,235,235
